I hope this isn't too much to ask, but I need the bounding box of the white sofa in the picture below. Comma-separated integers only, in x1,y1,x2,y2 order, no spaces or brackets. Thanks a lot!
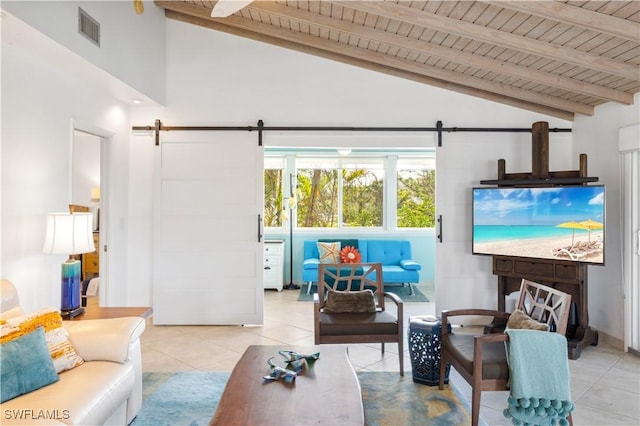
0,279,145,425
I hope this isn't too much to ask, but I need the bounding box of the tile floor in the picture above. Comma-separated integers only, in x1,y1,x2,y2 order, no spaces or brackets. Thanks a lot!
140,284,640,425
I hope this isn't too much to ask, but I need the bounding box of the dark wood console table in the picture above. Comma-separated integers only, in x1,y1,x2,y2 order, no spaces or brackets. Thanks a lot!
493,255,598,359
67,306,153,321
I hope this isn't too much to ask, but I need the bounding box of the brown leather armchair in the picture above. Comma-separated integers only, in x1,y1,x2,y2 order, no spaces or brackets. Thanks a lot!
314,262,404,376
439,279,572,426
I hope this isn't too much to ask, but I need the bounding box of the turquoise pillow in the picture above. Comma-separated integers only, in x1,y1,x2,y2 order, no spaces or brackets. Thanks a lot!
1,327,59,403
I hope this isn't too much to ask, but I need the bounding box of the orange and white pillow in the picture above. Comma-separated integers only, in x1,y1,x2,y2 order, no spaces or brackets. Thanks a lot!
340,246,362,263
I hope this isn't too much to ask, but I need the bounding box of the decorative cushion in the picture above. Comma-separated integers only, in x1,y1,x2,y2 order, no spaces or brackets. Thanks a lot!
319,239,358,250
506,309,549,331
317,242,341,264
340,246,362,264
1,327,59,403
0,308,84,373
324,289,376,313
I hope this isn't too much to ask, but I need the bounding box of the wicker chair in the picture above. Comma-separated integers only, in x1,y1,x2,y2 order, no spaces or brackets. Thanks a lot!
314,262,404,376
439,279,572,426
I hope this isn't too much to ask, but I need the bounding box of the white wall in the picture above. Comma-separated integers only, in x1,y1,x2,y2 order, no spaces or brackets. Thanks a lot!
573,93,640,341
1,12,142,311
3,1,166,104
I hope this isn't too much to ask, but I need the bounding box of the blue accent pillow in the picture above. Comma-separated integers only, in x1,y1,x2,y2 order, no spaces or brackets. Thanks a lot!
1,327,59,403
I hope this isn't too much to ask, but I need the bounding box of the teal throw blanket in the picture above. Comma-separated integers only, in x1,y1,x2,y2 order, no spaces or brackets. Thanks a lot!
503,329,574,426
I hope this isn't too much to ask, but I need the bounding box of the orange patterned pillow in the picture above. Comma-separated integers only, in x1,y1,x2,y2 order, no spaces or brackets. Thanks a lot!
0,308,84,373
340,246,362,263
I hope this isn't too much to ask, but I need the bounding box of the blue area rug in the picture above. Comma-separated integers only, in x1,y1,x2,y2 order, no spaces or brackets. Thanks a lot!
297,283,430,302
132,370,476,426
131,372,229,426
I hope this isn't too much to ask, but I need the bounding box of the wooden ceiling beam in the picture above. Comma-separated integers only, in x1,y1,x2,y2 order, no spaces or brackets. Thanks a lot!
247,1,632,105
488,1,640,43
158,2,591,116
163,9,574,121
339,1,640,81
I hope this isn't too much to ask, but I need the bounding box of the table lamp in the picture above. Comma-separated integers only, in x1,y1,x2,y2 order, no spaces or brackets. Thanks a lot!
43,212,95,319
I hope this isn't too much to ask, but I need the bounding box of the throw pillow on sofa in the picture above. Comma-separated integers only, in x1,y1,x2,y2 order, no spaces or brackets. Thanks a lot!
317,242,341,263
340,246,362,263
0,308,84,373
1,327,59,403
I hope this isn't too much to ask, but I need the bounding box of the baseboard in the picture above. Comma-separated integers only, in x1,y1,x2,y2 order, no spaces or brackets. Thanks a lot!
596,329,625,351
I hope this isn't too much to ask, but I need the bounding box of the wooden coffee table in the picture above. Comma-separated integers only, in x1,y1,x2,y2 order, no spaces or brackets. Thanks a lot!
210,345,364,425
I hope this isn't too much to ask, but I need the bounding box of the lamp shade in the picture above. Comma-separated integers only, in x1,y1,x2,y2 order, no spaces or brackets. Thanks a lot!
43,213,95,255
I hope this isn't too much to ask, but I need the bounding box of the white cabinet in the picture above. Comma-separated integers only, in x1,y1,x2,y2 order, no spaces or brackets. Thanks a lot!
264,240,284,291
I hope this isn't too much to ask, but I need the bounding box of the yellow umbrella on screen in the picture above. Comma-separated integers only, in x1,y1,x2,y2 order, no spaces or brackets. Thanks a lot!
579,219,603,242
556,221,588,245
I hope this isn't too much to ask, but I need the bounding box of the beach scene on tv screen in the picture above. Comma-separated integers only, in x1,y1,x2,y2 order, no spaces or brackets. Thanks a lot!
473,186,604,264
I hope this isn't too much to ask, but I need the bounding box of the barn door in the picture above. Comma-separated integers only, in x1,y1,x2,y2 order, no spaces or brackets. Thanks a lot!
153,130,264,325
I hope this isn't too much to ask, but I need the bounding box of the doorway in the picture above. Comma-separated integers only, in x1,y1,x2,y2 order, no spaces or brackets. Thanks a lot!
72,129,102,307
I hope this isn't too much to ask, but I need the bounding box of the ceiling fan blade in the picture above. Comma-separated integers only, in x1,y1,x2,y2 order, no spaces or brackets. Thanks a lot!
210,0,254,17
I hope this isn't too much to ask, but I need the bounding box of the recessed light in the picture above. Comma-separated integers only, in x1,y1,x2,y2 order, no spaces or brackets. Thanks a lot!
131,99,142,104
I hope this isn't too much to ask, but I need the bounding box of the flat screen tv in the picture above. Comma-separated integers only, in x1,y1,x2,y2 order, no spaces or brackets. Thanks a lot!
472,186,605,265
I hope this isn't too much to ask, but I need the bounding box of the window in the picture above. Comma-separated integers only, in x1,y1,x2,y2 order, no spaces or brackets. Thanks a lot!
296,158,384,228
297,168,339,227
264,157,284,227
342,161,384,227
397,157,436,228
263,150,435,230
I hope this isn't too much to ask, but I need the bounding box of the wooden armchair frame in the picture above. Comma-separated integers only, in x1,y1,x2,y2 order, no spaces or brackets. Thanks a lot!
439,279,572,426
313,262,404,376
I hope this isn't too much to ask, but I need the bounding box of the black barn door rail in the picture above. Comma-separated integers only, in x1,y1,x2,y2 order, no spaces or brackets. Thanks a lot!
131,119,572,147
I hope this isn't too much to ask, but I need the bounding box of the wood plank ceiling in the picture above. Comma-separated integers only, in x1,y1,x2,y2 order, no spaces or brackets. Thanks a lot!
154,1,640,121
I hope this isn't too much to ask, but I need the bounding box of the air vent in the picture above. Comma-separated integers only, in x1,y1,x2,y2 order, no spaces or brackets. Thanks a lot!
78,8,100,46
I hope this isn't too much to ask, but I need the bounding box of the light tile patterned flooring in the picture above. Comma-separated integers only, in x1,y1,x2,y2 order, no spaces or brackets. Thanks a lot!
140,284,640,425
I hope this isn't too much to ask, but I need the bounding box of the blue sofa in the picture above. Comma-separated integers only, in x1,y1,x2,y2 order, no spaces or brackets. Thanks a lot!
303,239,422,294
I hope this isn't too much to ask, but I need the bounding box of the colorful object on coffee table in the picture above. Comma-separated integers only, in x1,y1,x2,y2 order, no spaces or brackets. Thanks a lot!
264,357,298,383
340,246,362,263
278,350,320,372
